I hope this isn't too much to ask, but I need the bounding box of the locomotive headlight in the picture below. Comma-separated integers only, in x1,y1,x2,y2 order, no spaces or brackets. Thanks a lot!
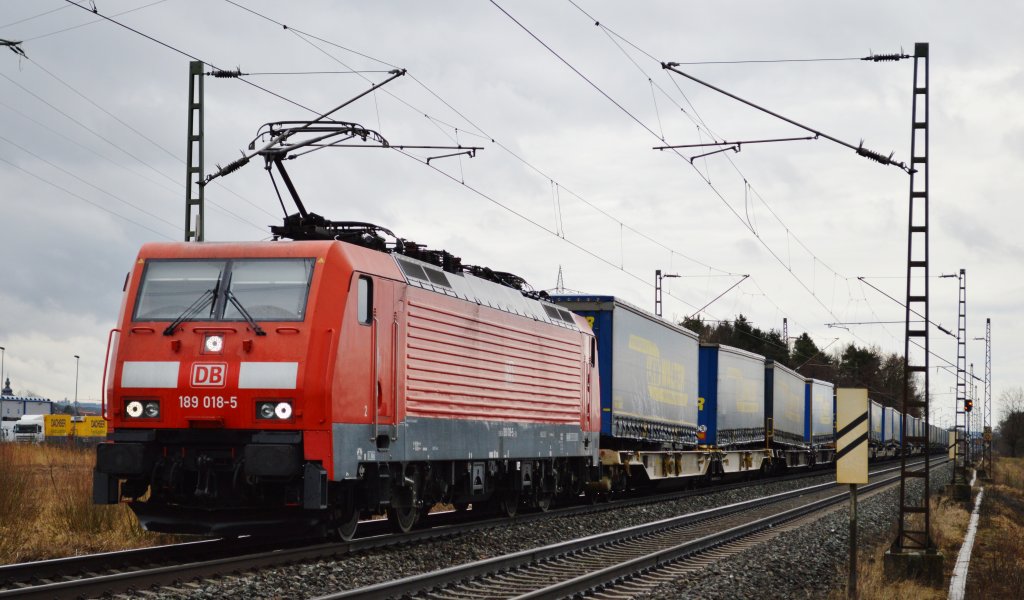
143,401,161,419
257,402,276,420
256,401,292,420
126,401,144,418
204,335,224,353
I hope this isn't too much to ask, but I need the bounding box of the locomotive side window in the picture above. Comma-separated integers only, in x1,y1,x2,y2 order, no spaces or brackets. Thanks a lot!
357,276,373,325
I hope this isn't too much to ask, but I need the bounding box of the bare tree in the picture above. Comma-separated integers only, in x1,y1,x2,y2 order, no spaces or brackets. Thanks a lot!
996,387,1024,457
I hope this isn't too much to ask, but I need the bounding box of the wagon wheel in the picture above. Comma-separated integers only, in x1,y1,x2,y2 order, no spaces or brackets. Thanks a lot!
498,490,520,518
331,505,360,542
387,486,420,534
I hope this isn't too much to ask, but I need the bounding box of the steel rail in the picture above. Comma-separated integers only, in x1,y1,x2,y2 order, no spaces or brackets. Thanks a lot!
317,458,940,599
521,460,949,600
0,456,928,599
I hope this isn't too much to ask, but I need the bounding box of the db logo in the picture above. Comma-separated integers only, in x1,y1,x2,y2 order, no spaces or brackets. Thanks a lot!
191,363,227,388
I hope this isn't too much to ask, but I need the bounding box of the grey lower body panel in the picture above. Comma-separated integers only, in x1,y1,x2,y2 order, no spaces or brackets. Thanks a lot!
332,417,598,480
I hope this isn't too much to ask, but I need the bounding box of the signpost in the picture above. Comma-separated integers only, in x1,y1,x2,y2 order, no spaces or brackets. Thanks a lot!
837,388,869,599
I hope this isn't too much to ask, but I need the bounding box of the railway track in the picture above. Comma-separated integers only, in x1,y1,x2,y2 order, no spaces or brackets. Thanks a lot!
0,457,922,599
323,458,947,599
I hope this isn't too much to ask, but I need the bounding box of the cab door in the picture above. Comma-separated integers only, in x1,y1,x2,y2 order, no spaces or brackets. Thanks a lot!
350,274,397,450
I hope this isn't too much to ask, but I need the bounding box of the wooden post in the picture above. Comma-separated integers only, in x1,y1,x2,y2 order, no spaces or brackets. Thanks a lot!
849,483,858,599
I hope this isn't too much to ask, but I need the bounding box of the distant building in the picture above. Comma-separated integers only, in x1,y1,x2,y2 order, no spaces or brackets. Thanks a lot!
0,377,52,421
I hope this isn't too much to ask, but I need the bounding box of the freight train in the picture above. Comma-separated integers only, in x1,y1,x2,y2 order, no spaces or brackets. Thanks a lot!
93,222,945,539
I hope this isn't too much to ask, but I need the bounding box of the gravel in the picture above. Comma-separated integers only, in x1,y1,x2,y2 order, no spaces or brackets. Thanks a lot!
150,469,853,599
635,463,955,600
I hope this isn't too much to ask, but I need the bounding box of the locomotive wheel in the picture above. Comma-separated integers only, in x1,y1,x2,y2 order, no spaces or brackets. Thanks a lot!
388,486,420,534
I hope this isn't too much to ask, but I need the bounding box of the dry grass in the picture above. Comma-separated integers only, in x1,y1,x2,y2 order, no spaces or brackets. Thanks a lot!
842,495,968,600
836,458,1024,600
966,457,1024,599
0,443,178,564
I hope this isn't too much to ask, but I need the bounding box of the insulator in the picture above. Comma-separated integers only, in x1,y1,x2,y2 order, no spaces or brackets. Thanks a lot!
862,53,909,62
855,143,894,166
217,155,250,176
209,68,243,78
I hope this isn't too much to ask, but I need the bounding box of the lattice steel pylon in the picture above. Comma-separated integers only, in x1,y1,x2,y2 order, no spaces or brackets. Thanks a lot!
969,362,975,463
894,42,934,553
954,269,968,482
185,60,205,241
983,318,992,474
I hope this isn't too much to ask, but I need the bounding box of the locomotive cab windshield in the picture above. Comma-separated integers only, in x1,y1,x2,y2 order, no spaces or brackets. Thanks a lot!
133,258,315,325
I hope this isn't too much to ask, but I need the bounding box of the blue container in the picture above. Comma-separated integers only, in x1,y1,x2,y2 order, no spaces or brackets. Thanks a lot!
550,296,699,446
698,344,766,448
805,378,835,446
765,361,807,448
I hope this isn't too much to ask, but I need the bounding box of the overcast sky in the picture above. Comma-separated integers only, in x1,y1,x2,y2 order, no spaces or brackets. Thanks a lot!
1,0,1020,428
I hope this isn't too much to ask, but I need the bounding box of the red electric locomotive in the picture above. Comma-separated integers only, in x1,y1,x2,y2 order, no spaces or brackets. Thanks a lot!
95,224,600,538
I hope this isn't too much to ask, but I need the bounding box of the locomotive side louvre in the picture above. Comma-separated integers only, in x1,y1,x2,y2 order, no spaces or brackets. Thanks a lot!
330,252,601,482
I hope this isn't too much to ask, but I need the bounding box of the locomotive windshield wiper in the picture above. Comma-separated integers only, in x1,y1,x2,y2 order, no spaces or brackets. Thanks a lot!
162,286,218,336
225,290,267,336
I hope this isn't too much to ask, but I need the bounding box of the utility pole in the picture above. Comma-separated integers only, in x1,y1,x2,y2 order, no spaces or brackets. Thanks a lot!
885,42,943,586
185,61,205,241
654,269,679,318
73,354,80,418
951,269,969,493
983,318,992,478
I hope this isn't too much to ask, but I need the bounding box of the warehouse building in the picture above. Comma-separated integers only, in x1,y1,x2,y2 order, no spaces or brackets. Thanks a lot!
0,377,52,421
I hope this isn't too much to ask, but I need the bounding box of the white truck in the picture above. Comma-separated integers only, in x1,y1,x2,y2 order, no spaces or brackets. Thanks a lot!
12,414,45,443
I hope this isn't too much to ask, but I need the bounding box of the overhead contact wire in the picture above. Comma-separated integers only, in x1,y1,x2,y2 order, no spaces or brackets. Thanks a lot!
218,0,742,278
555,1,871,335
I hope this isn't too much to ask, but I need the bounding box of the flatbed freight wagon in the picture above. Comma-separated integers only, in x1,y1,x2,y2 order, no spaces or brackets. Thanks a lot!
551,295,709,484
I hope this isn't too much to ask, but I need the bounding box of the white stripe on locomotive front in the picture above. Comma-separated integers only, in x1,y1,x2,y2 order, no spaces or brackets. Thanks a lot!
121,361,180,388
